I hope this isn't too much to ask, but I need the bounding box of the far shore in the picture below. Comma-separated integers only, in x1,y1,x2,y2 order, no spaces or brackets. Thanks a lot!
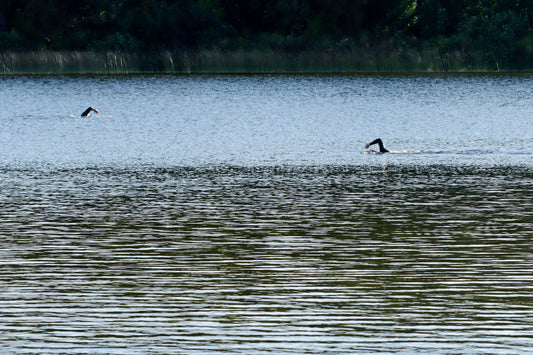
1,50,531,74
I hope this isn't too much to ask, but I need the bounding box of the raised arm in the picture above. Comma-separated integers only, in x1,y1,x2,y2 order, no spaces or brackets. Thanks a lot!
81,107,99,117
365,138,389,153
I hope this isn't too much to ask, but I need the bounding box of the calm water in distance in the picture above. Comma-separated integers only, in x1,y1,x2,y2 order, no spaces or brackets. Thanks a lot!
0,74,532,354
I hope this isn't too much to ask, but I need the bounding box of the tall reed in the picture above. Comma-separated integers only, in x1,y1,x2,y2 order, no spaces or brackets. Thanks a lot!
0,49,502,74
0,51,141,74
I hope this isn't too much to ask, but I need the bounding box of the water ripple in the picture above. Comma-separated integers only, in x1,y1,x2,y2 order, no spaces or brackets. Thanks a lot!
0,164,532,353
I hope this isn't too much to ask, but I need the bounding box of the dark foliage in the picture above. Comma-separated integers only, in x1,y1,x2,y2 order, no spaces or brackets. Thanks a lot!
0,0,532,66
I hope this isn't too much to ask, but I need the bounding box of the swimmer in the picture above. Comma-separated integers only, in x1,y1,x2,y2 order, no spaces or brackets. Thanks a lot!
365,138,389,153
81,107,99,117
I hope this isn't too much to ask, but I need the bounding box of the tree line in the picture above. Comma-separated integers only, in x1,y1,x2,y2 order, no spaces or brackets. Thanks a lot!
1,0,532,67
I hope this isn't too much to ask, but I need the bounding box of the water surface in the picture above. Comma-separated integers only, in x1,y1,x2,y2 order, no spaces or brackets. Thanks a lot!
0,74,532,353
1,74,532,166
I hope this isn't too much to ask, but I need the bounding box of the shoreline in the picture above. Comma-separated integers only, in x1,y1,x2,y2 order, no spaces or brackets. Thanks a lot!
1,50,532,75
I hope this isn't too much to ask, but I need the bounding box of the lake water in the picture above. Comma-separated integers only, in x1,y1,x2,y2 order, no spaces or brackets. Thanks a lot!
0,74,532,354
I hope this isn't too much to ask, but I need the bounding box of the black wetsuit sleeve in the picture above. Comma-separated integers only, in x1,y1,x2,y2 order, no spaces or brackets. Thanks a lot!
81,107,92,117
368,138,389,153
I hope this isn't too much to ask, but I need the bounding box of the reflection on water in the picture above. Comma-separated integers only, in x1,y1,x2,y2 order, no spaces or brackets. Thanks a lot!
1,74,532,166
1,74,532,353
1,164,532,353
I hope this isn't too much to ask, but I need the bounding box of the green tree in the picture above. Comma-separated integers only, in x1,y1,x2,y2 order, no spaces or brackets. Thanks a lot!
115,0,221,50
452,9,529,67
412,0,447,39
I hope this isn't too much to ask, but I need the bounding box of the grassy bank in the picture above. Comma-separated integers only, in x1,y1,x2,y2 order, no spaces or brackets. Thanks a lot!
0,49,523,74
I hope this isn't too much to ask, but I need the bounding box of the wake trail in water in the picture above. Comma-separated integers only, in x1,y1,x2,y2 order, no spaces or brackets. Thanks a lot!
68,115,112,119
361,150,424,154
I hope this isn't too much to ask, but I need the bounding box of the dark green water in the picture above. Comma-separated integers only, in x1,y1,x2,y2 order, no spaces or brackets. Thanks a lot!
1,165,531,353
0,75,532,353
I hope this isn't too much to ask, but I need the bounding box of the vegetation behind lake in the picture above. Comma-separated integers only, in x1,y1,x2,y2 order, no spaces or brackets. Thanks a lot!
1,0,532,73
